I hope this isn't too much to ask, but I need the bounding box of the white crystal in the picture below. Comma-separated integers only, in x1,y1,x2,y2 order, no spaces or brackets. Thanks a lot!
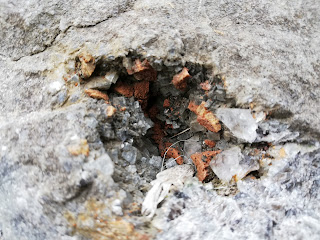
216,108,257,143
141,164,194,219
209,146,259,182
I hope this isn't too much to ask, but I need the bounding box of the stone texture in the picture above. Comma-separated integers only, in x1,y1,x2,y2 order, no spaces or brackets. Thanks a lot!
155,145,320,240
0,0,320,239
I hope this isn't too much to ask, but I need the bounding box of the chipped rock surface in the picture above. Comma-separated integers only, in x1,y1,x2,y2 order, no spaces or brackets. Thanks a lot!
155,146,320,240
1,0,320,239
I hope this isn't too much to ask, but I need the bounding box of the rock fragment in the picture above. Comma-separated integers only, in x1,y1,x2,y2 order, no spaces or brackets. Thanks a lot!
209,146,259,182
106,106,117,118
204,139,216,148
190,150,221,182
67,139,89,157
188,101,221,132
142,165,194,219
216,108,257,143
78,52,96,79
172,67,191,90
256,120,299,143
163,98,170,108
121,145,138,165
85,89,109,102
127,59,157,81
200,80,212,91
84,71,119,90
163,142,184,165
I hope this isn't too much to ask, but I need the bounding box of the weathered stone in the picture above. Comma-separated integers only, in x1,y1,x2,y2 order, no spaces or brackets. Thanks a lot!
1,0,320,239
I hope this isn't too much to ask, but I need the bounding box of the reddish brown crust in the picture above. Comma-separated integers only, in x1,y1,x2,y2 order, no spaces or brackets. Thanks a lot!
188,101,198,113
202,150,221,160
127,59,157,81
191,150,221,182
191,153,207,182
204,139,216,148
163,99,170,108
134,80,149,100
163,142,184,165
113,81,134,97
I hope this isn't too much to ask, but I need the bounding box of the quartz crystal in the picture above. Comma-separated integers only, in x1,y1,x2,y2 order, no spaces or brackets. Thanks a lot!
210,146,259,182
216,108,258,143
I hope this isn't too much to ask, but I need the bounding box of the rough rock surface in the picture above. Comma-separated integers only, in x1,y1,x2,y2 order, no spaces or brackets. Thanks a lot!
1,0,320,240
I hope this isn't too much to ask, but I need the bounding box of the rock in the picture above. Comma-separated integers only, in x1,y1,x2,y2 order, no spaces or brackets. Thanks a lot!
188,101,221,133
172,67,191,91
149,156,162,169
183,137,201,159
209,146,259,182
191,150,221,182
256,120,299,143
142,165,194,219
216,108,258,143
1,0,320,239
106,105,117,118
84,71,119,90
121,144,138,165
77,52,96,79
84,89,109,101
165,158,178,169
127,59,157,82
67,138,90,157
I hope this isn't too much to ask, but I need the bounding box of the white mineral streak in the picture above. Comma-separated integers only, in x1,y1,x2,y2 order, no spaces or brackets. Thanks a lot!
216,108,258,143
210,146,259,182
142,164,194,219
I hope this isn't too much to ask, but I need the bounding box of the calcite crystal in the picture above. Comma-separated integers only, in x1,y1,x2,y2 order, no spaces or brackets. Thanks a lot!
209,146,259,182
216,108,257,142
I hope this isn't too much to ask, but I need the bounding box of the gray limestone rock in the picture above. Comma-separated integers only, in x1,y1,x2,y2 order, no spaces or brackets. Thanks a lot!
1,0,320,239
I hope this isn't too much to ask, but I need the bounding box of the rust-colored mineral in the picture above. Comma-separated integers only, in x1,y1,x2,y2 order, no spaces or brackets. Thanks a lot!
114,81,134,97
172,67,191,90
134,80,149,99
67,139,89,157
127,59,157,81
204,139,216,148
163,142,184,165
200,80,212,91
163,98,170,108
191,150,221,182
106,106,117,117
188,101,221,132
85,89,109,101
78,52,96,79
